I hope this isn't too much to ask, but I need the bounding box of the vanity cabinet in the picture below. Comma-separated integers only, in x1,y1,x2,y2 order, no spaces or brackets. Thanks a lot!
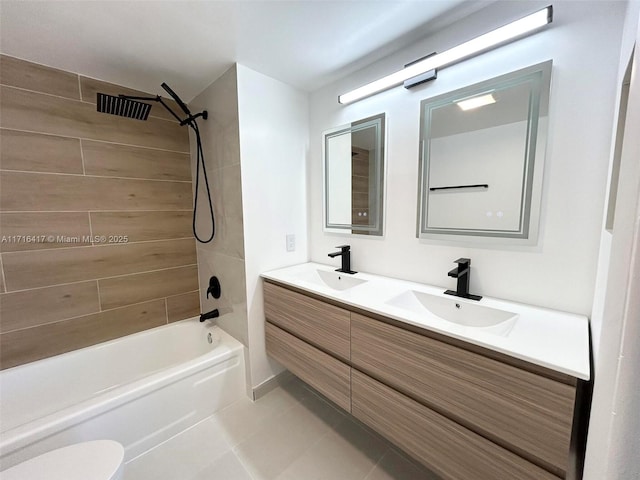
351,370,557,480
265,322,351,411
264,281,350,362
351,313,575,477
263,280,579,480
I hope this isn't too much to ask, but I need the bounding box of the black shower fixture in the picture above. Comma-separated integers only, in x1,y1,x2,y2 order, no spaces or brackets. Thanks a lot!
96,83,215,244
96,85,207,125
97,93,152,121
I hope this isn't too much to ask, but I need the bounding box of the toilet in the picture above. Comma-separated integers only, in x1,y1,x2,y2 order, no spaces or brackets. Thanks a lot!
1,440,124,480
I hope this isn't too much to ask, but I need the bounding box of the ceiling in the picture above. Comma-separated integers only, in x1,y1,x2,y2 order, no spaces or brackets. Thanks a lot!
0,1,488,102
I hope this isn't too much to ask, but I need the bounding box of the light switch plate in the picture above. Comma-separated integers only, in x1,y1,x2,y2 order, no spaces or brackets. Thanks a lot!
286,234,295,252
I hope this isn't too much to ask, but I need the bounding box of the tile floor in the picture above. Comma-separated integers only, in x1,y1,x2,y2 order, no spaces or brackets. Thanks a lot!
124,377,441,480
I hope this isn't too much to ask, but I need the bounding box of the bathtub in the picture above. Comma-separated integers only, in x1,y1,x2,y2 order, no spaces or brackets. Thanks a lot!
0,318,246,471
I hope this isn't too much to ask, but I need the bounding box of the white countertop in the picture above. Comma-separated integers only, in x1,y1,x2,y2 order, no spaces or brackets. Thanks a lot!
261,262,590,380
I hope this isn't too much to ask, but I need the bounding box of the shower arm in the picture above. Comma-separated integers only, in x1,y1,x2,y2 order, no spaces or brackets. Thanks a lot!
117,94,208,127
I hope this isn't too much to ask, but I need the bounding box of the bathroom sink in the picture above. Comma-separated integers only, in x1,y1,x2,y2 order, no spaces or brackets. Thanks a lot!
294,269,367,291
386,290,517,334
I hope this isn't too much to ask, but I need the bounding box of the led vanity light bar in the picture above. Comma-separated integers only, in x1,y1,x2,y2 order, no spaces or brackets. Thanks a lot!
338,5,553,105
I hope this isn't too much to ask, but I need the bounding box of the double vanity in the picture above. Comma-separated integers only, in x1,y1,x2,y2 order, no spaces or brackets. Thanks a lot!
261,262,590,480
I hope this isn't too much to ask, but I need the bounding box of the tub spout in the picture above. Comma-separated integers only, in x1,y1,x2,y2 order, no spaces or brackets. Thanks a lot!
199,309,219,322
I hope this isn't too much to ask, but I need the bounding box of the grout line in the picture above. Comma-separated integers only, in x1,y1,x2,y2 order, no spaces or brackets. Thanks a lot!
79,138,86,175
362,449,390,480
165,289,199,300
0,54,178,123
276,419,337,476
0,82,83,103
0,263,198,295
1,83,179,126
0,209,192,214
202,249,245,263
77,73,82,102
231,452,257,480
0,126,190,154
0,168,192,184
164,298,169,325
0,254,7,293
80,135,190,153
1,278,104,295
2,296,170,335
0,126,84,143
80,262,201,283
229,388,310,453
0,236,196,255
87,211,94,238
95,279,102,311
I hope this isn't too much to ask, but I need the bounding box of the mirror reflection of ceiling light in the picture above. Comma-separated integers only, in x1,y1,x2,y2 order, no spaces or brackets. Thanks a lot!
456,93,496,110
338,5,553,105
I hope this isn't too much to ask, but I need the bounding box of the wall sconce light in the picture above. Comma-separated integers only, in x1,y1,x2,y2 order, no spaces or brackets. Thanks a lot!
338,5,553,105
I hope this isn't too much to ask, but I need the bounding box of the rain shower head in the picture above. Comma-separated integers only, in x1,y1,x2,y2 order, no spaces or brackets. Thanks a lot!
96,93,152,121
96,84,206,126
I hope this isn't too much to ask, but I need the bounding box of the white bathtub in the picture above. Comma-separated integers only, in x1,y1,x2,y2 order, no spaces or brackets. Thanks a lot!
0,318,246,471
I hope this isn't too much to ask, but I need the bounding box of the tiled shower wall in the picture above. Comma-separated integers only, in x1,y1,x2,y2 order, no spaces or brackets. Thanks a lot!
190,66,249,347
0,55,200,369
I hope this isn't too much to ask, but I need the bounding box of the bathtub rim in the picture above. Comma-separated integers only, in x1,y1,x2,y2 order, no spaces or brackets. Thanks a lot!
0,316,221,377
0,319,244,458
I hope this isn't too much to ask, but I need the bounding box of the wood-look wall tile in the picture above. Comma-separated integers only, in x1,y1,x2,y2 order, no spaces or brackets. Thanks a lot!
0,129,83,174
99,265,199,310
2,238,197,291
352,192,368,208
352,175,370,194
82,140,191,181
0,172,192,212
167,290,200,323
0,55,80,100
0,257,5,293
0,86,189,152
0,281,100,333
0,212,91,251
90,211,192,243
0,299,166,370
79,76,182,122
352,157,370,177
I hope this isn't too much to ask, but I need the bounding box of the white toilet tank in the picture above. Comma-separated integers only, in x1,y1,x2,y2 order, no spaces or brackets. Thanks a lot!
0,440,124,480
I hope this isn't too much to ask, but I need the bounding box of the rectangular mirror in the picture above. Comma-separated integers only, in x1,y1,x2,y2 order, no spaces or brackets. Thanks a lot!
323,113,386,236
417,61,552,243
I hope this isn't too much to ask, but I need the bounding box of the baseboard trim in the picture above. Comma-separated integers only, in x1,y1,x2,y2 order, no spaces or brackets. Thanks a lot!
252,370,295,401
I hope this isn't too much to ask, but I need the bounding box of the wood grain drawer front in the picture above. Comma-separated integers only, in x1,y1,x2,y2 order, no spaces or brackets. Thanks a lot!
352,370,558,480
265,322,351,412
351,313,575,476
264,282,350,361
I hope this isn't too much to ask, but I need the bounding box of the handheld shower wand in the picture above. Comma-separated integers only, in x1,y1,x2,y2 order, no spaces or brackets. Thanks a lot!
161,83,208,126
95,84,215,243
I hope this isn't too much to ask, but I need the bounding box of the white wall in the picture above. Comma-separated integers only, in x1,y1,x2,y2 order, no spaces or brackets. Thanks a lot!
308,1,625,316
590,0,640,365
584,1,640,478
236,65,309,389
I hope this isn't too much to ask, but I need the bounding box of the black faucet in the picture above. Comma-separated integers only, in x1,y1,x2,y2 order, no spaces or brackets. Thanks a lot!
328,245,356,274
444,258,482,301
200,308,219,322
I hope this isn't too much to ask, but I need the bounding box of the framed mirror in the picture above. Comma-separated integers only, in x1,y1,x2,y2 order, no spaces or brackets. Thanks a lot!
417,61,552,243
323,113,386,236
